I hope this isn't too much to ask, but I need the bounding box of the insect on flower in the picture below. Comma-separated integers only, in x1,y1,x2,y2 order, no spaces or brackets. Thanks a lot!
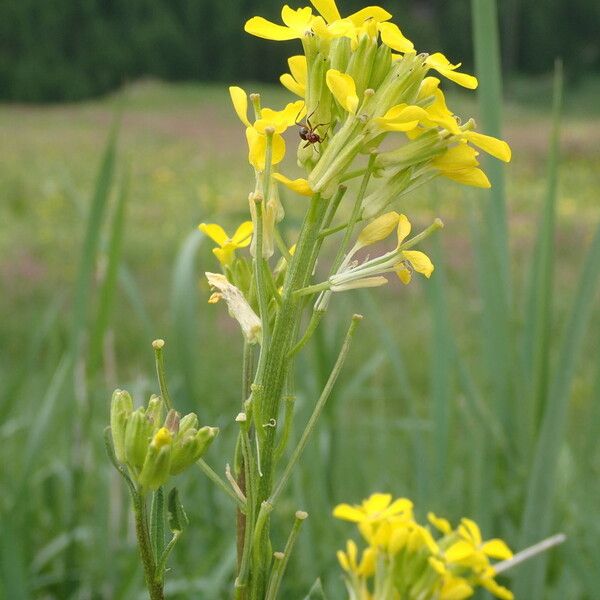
296,106,330,148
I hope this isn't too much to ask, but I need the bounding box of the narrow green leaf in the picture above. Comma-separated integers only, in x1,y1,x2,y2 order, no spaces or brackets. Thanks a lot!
150,487,165,560
89,163,131,372
303,578,327,600
516,221,600,597
167,488,189,533
521,61,563,451
170,229,205,407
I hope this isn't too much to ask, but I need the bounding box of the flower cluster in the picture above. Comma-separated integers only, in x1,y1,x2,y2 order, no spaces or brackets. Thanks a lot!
334,493,514,600
110,389,218,491
199,0,510,323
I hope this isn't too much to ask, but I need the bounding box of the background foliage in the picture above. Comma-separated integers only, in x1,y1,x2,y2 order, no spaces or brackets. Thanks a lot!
1,0,600,101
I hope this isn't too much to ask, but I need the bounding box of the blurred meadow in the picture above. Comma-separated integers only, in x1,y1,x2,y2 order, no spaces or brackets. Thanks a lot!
2,1,600,599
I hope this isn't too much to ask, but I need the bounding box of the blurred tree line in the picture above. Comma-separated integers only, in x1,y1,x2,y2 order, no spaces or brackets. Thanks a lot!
0,0,598,102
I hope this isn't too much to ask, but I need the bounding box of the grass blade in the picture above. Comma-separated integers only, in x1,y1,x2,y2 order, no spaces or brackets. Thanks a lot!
515,221,600,597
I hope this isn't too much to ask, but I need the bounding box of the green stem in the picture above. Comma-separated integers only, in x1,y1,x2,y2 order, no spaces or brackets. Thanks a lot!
133,492,164,600
196,459,246,511
265,512,308,600
253,198,271,379
270,315,362,506
248,193,327,598
152,340,172,411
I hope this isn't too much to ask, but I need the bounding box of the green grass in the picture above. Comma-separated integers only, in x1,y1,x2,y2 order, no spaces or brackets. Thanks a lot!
1,73,600,599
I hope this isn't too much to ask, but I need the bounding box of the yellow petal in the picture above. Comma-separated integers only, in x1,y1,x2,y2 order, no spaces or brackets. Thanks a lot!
229,86,251,127
348,6,392,26
464,131,511,162
384,497,413,517
363,492,392,514
310,0,341,24
433,144,480,170
402,250,434,278
246,128,286,170
358,546,376,577
376,103,429,131
199,223,229,246
440,576,474,600
288,55,308,86
213,247,235,266
272,173,313,196
357,211,400,247
482,539,513,560
445,540,476,563
428,511,452,535
480,577,514,600
332,503,366,522
281,5,313,35
336,549,350,572
396,213,412,246
378,22,414,53
244,16,298,41
326,69,359,114
231,221,254,247
280,73,305,97
443,167,491,188
257,100,305,133
459,518,482,546
424,89,460,134
426,53,478,89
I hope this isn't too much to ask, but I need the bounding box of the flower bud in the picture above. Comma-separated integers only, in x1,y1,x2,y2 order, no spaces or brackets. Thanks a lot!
125,408,153,471
369,43,392,91
145,394,164,428
170,426,219,475
139,427,173,490
346,34,378,99
110,389,133,463
329,37,351,73
164,409,180,434
178,413,199,436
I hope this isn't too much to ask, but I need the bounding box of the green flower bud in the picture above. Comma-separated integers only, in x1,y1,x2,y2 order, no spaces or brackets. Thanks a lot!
110,389,133,463
346,35,377,99
139,427,172,490
170,426,219,476
329,37,351,73
164,409,180,434
369,43,392,91
178,413,199,436
125,408,153,471
145,394,164,428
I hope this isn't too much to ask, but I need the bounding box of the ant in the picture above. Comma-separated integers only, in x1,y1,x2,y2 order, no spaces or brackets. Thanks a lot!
296,107,330,148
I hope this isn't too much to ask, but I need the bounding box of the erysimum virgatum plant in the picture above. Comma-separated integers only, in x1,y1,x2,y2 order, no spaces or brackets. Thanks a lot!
104,1,563,598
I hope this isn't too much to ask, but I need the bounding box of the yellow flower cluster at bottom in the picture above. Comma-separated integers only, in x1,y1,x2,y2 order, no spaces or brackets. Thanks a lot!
334,493,513,600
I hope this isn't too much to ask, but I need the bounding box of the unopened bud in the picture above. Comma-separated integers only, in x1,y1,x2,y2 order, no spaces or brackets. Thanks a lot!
125,408,153,470
145,394,164,427
164,409,180,434
139,442,172,491
110,389,133,463
178,413,199,436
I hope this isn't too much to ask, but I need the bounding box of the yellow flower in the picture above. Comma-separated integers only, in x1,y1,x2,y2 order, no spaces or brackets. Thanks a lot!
333,493,413,525
374,103,429,132
458,518,513,560
244,5,317,41
356,211,401,248
336,540,375,577
395,214,435,284
326,69,359,114
425,53,478,89
152,427,172,449
199,221,253,266
479,568,514,600
272,173,314,196
440,574,474,600
229,86,304,170
432,144,491,188
280,55,307,98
